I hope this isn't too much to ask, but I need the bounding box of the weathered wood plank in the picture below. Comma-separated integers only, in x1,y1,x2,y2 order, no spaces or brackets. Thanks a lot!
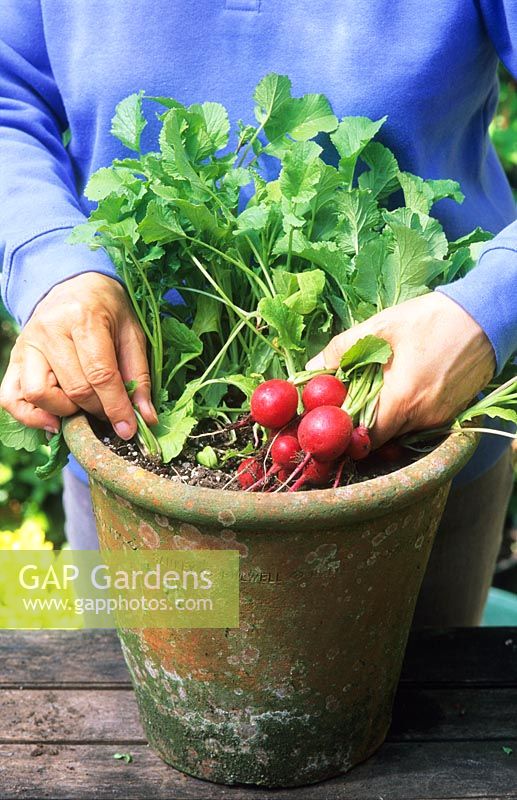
0,742,515,800
1,687,516,745
0,630,128,687
1,627,517,688
390,687,517,741
400,627,517,686
0,690,144,743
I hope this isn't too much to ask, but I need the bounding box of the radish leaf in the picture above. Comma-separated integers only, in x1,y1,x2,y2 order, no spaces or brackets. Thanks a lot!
331,116,387,187
190,101,230,154
0,409,46,452
339,335,393,376
258,297,304,351
155,409,198,462
358,141,399,199
279,141,322,205
35,431,69,480
110,91,147,153
138,200,185,243
381,223,444,306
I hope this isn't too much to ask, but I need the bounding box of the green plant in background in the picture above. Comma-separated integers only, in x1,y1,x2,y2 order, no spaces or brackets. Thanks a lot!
0,515,51,550
490,67,517,194
0,304,64,547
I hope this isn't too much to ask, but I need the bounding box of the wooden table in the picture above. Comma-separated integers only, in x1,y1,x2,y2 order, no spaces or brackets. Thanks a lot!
0,628,516,799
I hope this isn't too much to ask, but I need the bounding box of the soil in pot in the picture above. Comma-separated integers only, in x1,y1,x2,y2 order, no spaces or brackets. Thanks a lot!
91,415,432,491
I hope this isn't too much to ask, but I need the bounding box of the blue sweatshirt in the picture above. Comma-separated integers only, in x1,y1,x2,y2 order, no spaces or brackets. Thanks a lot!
0,0,516,485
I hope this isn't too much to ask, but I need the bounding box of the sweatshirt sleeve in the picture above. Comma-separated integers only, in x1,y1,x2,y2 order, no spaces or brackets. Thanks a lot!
437,230,517,373
436,0,517,373
0,0,118,327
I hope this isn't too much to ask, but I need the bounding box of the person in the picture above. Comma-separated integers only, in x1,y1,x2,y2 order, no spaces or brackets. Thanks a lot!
0,2,515,625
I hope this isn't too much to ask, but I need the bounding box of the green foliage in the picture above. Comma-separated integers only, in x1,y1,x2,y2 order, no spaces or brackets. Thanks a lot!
61,73,499,462
339,336,393,377
1,70,515,482
339,336,393,428
35,430,70,480
490,67,517,192
196,446,219,468
0,409,46,452
454,377,517,428
0,67,511,557
110,91,147,152
0,305,64,543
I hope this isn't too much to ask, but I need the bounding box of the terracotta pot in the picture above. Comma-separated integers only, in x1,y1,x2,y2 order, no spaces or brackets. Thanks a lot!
64,413,477,787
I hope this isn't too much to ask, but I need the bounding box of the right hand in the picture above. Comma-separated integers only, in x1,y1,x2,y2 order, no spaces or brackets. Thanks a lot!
0,272,157,439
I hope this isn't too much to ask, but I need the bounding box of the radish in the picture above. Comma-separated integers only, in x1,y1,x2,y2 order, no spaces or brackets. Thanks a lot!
268,417,300,439
297,405,353,463
277,467,292,483
376,442,404,463
246,435,300,492
270,434,301,469
288,458,332,492
302,374,347,412
346,426,371,460
237,457,264,489
250,380,299,429
300,458,332,486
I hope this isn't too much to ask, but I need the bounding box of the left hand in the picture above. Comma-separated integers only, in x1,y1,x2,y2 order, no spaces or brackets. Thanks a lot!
305,292,496,448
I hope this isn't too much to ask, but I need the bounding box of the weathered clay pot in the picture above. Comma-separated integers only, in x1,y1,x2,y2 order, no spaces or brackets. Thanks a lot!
64,414,477,787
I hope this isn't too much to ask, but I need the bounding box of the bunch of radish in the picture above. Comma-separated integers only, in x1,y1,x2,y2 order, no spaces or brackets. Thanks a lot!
237,375,373,492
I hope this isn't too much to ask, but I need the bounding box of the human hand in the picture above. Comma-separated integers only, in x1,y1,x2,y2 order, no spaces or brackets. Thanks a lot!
305,292,495,448
0,272,157,439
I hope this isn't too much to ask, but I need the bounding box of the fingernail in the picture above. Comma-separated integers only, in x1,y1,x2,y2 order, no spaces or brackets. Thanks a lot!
139,400,158,424
44,426,59,435
305,354,325,371
114,421,134,440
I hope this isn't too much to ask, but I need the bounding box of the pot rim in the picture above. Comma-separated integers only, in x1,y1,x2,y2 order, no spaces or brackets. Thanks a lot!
63,413,478,531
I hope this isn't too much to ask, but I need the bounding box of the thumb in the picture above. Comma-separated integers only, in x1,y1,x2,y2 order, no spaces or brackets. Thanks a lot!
305,322,372,371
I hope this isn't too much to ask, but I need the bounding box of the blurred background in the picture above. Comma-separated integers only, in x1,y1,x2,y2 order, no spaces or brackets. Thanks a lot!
0,69,516,606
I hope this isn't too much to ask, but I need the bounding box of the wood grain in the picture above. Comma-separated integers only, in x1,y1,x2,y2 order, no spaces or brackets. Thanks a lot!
0,742,515,800
0,630,128,687
0,628,516,799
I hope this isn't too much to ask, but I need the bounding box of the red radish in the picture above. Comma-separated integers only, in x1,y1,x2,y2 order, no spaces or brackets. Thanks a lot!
301,458,332,486
376,442,404,463
277,467,292,483
268,417,300,439
245,434,301,492
302,374,347,412
250,380,298,429
288,458,332,492
346,426,371,461
297,405,353,462
245,462,280,491
270,434,301,468
333,458,346,488
237,457,264,489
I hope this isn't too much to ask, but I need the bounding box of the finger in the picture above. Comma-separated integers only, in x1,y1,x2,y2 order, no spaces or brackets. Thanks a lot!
305,322,371,371
0,356,60,433
369,380,409,448
20,345,78,417
370,403,404,449
47,338,105,419
72,323,137,439
117,321,158,425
